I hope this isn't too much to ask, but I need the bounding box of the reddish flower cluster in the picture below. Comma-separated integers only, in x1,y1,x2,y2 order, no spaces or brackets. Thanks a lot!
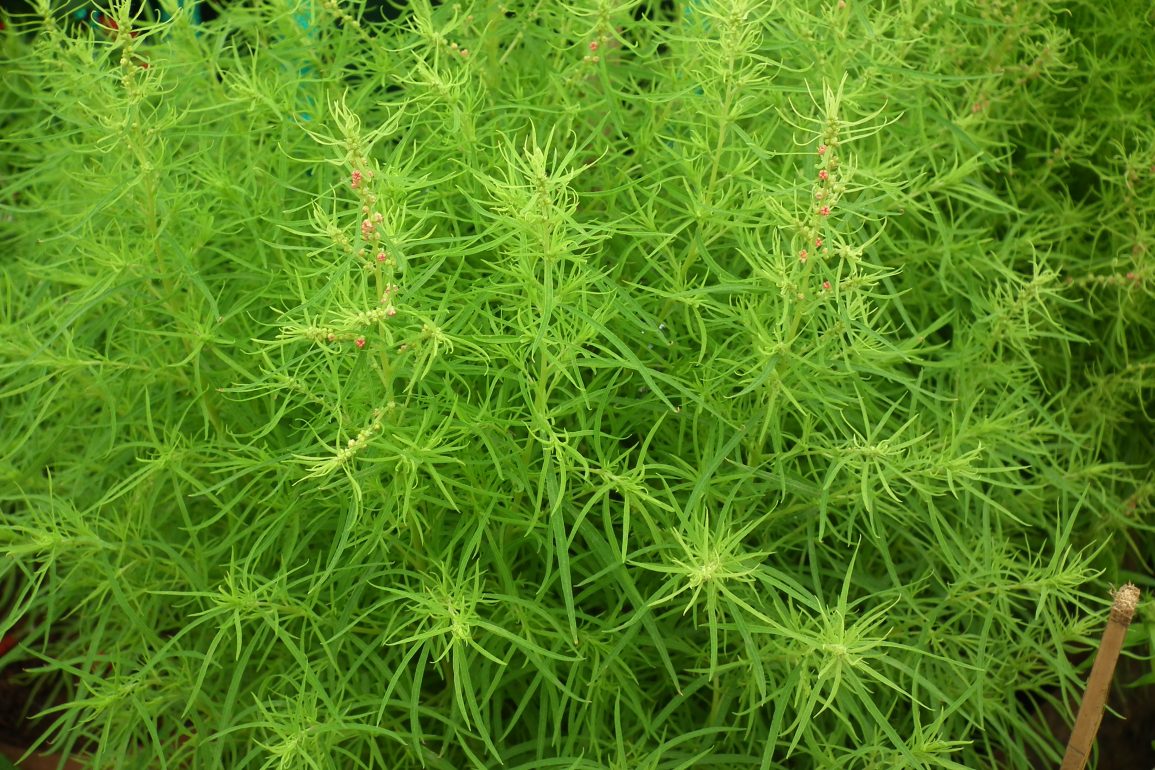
361,212,384,242
814,141,839,220
806,140,840,292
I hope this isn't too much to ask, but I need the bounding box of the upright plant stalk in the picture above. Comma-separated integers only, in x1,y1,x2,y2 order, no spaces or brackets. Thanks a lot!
1059,583,1141,770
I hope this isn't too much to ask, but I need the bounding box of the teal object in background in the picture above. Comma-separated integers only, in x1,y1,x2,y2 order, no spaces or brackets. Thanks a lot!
675,0,705,97
63,1,200,27
181,0,200,24
291,0,318,122
163,0,201,25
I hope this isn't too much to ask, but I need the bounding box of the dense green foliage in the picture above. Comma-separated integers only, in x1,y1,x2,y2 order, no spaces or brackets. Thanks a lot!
2,0,1153,768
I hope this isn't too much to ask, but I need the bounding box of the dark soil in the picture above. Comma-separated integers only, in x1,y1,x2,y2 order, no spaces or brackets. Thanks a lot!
0,631,82,769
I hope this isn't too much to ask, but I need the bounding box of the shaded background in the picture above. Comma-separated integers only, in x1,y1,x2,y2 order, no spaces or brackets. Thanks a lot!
0,0,406,25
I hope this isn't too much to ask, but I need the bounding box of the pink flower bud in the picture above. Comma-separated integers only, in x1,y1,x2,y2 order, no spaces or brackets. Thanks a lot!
822,280,832,291
818,169,829,181
818,144,827,156
799,249,808,262
351,170,363,189
815,237,823,248
376,251,387,263
386,306,397,317
355,337,366,349
589,40,599,51
819,206,831,217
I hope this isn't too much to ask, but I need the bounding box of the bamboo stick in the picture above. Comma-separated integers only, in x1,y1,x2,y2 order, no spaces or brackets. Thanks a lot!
1059,583,1140,770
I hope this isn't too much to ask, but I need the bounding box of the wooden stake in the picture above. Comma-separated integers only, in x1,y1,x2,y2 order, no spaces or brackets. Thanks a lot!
1059,583,1140,770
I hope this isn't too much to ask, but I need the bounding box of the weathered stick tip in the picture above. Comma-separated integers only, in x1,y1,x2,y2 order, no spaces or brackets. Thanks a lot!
1109,583,1140,625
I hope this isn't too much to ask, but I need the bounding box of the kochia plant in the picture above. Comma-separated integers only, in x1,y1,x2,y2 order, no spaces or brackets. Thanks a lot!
1,0,1153,768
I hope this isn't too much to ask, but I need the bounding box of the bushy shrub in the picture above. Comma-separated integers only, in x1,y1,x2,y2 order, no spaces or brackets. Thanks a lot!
1,0,1152,768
